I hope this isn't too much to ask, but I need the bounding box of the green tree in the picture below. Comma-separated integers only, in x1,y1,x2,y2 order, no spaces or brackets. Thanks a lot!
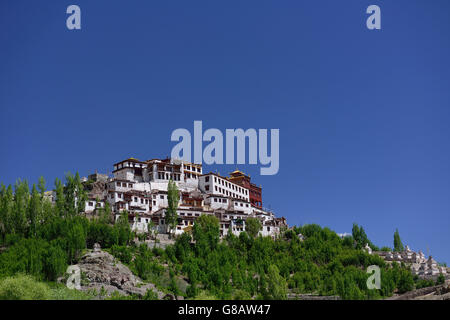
98,201,113,225
54,178,65,217
396,268,414,293
27,184,41,238
43,243,67,281
165,180,179,238
66,220,86,263
13,180,29,237
64,172,87,217
193,214,220,254
114,211,132,245
245,217,262,238
393,229,404,252
265,264,287,300
38,176,46,197
0,184,14,242
436,273,445,285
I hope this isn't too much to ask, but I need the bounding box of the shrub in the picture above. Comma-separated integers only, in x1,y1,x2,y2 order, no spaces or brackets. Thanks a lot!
0,274,51,300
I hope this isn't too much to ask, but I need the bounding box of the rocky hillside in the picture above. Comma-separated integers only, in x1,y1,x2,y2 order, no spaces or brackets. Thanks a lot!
386,282,450,300
70,245,181,300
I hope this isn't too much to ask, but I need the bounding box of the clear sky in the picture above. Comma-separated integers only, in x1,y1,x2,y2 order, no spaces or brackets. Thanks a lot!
1,1,449,263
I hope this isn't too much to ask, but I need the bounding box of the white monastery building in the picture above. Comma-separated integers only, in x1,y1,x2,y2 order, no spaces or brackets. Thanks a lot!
81,157,287,239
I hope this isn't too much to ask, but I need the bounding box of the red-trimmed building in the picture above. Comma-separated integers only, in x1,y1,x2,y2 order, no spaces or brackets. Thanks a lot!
227,170,262,209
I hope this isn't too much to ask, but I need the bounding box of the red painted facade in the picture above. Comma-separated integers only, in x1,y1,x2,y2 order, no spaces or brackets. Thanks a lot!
227,170,262,208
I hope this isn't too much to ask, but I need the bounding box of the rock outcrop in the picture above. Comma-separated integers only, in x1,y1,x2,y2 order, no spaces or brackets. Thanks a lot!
73,245,176,300
386,282,450,300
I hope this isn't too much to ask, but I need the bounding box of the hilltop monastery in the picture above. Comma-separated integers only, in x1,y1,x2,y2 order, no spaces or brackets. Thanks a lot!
79,157,287,238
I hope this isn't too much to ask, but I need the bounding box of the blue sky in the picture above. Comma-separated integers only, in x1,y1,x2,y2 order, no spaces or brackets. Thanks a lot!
1,1,449,263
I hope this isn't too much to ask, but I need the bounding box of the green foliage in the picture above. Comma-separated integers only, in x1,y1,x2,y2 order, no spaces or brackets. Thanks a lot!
172,223,415,300
0,175,421,301
113,211,133,246
396,267,414,293
415,278,435,289
143,288,159,300
393,229,404,252
0,174,128,283
165,180,179,237
245,217,262,238
131,244,164,281
264,264,287,300
352,223,379,251
111,245,133,264
192,290,218,300
436,273,445,285
193,214,220,255
0,274,52,300
0,238,68,281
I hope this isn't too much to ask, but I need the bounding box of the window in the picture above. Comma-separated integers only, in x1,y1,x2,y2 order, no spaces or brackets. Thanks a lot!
116,182,120,187
205,185,210,191
134,197,138,202
88,202,93,206
205,176,209,182
214,198,217,202
160,195,164,199
214,177,217,183
128,183,132,187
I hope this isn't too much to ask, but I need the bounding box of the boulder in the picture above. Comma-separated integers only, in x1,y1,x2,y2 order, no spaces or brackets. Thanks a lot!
73,248,169,299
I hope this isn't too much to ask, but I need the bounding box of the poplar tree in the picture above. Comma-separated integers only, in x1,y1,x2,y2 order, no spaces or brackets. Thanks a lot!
165,180,179,238
0,185,15,240
54,178,65,217
38,176,46,197
245,217,262,238
0,184,7,241
265,264,287,300
393,228,404,252
13,180,29,237
27,184,41,238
